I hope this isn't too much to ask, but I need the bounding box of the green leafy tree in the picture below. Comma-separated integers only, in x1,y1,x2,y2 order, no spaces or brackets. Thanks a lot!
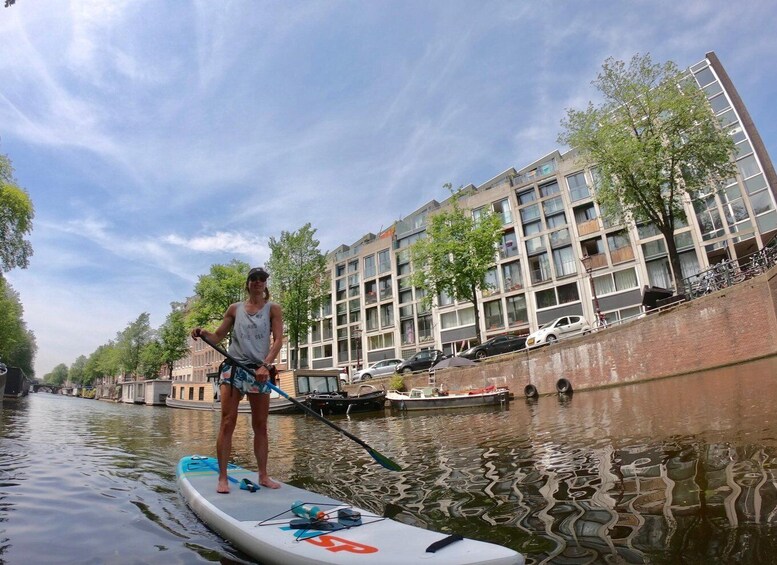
158,303,189,377
84,342,120,384
188,260,250,332
267,223,327,369
0,275,36,375
559,53,736,291
0,153,34,272
44,363,69,385
138,340,164,379
68,355,88,385
410,187,504,344
115,313,154,378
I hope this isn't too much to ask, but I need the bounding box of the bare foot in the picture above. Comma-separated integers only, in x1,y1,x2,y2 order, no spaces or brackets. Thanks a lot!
259,475,281,489
217,477,230,494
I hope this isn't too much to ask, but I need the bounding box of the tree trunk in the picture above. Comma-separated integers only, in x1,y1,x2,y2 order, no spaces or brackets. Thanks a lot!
471,283,483,344
664,230,686,295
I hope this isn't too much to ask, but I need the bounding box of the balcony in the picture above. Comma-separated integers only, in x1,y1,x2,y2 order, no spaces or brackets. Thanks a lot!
577,218,600,236
610,246,636,264
582,253,608,270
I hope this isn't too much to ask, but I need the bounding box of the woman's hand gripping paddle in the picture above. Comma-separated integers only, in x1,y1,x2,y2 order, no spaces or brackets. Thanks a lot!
201,335,402,472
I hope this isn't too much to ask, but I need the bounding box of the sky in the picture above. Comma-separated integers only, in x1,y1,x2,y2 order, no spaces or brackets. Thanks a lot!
2,1,776,377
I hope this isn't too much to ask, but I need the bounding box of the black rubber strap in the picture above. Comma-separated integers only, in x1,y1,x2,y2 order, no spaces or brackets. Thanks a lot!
425,533,464,553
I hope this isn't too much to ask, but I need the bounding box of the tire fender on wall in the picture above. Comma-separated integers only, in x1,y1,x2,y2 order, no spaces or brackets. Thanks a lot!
556,378,572,394
524,384,538,398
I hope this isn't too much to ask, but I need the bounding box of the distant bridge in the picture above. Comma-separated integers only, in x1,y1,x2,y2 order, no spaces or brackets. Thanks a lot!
31,384,72,394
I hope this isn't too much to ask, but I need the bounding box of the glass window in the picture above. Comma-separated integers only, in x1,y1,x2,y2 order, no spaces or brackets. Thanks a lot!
553,245,576,277
567,172,590,201
363,255,376,278
539,180,560,197
574,204,597,223
378,249,391,274
520,204,540,223
365,307,378,331
737,155,760,179
418,315,433,341
506,294,528,326
546,212,567,229
500,230,519,258
526,235,546,255
607,230,630,251
517,188,536,205
543,196,564,216
493,198,512,224
484,300,504,330
502,261,522,291
642,239,667,259
708,93,730,114
694,67,715,87
523,219,542,236
535,288,557,309
614,268,638,291
751,190,774,216
745,174,766,195
438,290,454,306
557,282,580,304
380,304,394,327
529,253,552,284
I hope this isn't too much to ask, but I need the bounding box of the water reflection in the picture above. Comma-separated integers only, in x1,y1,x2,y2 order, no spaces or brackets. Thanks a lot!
1,357,777,563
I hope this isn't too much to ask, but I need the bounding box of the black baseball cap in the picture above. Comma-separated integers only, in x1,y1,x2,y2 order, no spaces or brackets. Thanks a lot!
247,267,269,281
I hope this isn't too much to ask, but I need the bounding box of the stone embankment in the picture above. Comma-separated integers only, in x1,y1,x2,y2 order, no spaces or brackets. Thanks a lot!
353,266,777,398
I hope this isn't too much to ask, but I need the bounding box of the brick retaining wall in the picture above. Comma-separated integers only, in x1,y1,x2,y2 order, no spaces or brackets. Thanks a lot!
390,266,777,398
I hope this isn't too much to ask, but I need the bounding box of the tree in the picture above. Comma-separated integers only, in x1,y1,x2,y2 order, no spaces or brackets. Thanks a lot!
138,340,164,379
115,313,154,377
158,302,190,377
0,153,34,273
0,275,36,375
266,223,327,370
410,187,504,344
188,260,250,331
68,355,88,385
559,53,736,291
44,363,69,385
84,342,120,384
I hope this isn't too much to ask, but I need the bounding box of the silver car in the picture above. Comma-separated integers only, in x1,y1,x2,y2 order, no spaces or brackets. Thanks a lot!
352,358,403,382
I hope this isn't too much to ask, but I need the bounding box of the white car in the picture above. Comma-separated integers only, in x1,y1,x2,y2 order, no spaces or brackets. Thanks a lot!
352,358,403,382
526,315,591,348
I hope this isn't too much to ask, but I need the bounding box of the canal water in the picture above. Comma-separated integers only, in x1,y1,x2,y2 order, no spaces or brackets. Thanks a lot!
2,356,777,564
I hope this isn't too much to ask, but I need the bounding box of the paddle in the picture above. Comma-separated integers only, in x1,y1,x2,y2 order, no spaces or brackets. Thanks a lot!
200,335,402,472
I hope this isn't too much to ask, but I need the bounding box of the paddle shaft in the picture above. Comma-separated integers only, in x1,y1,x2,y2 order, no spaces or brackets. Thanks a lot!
201,335,385,455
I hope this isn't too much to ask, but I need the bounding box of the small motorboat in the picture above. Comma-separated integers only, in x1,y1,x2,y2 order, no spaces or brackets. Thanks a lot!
386,384,509,411
305,384,387,415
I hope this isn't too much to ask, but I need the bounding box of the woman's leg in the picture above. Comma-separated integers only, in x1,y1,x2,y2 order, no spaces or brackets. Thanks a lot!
216,384,241,493
248,393,281,488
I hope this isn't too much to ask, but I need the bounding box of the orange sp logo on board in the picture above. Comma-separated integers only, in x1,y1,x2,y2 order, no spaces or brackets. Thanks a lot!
304,534,378,554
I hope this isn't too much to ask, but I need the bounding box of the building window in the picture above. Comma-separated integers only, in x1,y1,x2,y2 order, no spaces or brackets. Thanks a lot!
529,253,552,284
493,198,513,224
440,307,475,330
502,260,523,291
567,172,591,201
380,304,394,327
517,188,536,205
552,245,576,277
484,300,504,330
539,180,560,197
364,254,376,279
368,332,394,351
506,294,528,326
378,276,393,300
417,315,433,342
378,249,391,274
401,319,415,345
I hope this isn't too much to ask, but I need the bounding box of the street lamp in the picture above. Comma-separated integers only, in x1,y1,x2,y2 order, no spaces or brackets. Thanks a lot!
352,327,362,371
581,255,605,328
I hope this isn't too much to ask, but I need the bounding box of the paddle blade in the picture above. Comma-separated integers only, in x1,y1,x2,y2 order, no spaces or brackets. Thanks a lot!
369,448,403,472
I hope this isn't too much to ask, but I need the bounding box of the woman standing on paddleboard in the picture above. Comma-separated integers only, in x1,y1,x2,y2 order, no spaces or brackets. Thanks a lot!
191,267,283,494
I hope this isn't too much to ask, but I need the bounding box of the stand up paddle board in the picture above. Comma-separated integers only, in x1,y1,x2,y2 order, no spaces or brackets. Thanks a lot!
177,455,524,564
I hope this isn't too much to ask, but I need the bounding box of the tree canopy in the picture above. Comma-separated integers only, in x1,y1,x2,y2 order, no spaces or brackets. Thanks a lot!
559,53,736,291
267,223,326,369
115,313,155,378
0,275,36,375
187,259,250,332
0,153,34,273
410,187,504,344
158,302,190,377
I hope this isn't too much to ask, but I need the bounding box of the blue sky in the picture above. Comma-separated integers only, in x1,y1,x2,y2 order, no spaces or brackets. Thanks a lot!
2,1,776,376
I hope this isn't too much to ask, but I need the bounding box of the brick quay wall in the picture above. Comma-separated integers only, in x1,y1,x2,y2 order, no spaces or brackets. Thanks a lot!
366,266,777,398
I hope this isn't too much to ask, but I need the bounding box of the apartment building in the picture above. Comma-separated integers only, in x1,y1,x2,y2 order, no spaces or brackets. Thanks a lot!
295,51,776,374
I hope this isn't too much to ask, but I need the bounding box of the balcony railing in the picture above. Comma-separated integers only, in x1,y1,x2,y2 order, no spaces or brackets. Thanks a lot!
610,246,635,264
577,218,600,236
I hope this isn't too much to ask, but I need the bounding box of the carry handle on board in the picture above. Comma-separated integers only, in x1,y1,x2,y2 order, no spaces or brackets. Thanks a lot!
200,335,402,472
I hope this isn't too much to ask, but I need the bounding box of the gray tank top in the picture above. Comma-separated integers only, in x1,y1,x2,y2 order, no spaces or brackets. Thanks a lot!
228,302,272,365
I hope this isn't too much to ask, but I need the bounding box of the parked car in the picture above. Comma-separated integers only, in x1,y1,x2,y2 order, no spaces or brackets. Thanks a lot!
525,315,591,348
352,358,403,382
459,335,528,360
396,349,444,374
